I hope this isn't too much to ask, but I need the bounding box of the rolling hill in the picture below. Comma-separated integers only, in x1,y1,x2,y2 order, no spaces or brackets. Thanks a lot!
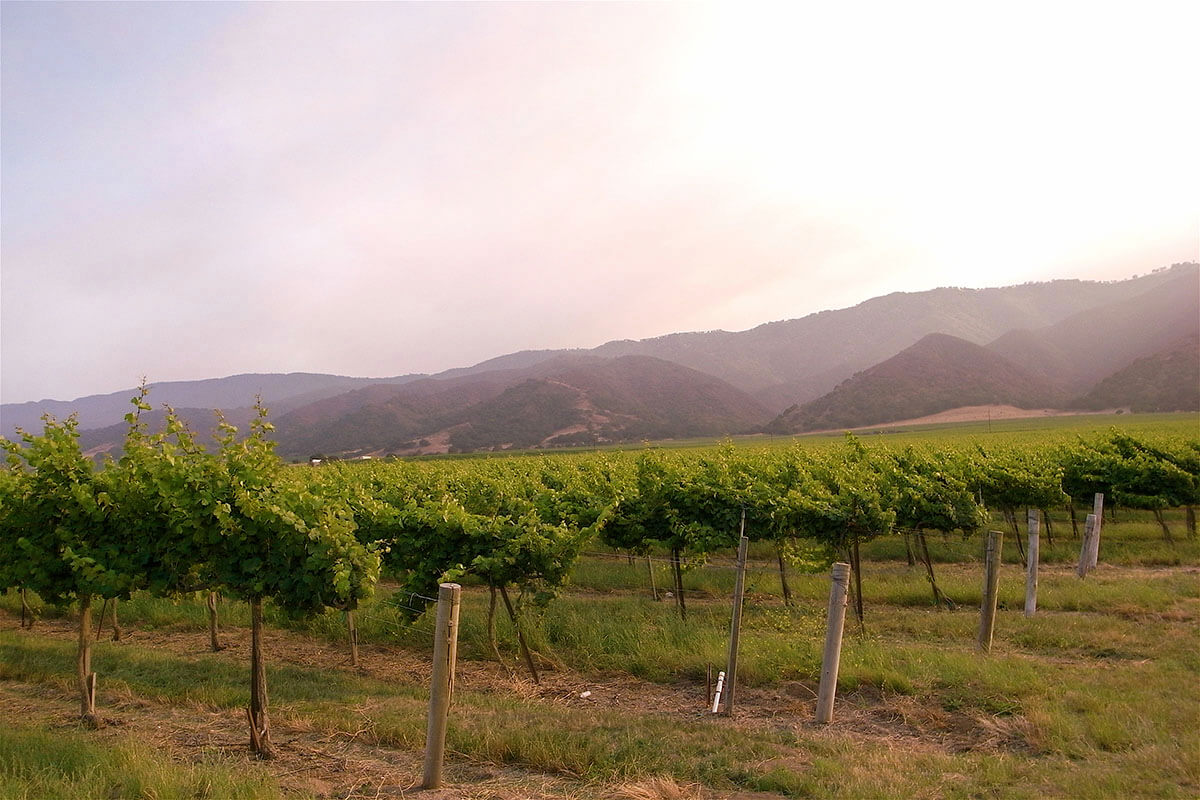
1073,335,1200,413
984,267,1200,394
766,333,1069,433
271,355,772,458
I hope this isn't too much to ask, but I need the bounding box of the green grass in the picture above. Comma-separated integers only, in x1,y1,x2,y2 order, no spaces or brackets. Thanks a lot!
0,722,292,800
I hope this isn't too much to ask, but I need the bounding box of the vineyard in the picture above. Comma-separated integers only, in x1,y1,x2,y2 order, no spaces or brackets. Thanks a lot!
1,399,1198,799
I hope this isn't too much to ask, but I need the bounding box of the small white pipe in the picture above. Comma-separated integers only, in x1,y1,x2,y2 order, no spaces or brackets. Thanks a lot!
711,671,726,713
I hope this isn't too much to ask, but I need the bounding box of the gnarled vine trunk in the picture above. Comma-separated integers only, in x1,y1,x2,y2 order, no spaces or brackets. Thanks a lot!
776,542,793,606
498,583,539,684
485,584,512,676
248,598,274,759
20,588,34,629
671,547,687,620
917,530,955,610
850,537,865,625
1153,508,1174,543
77,595,99,727
345,609,359,667
207,591,224,652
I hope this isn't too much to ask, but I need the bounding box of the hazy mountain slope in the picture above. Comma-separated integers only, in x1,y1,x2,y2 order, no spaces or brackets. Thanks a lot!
985,268,1200,393
272,355,771,458
6,264,1193,443
767,334,1067,433
1073,336,1200,412
1,372,422,437
594,266,1196,409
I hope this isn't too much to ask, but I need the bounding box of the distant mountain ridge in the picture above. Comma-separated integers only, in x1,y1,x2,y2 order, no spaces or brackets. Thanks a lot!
1,372,422,436
4,262,1196,455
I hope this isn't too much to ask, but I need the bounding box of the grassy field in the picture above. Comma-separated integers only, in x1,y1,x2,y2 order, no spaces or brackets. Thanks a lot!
3,414,1198,799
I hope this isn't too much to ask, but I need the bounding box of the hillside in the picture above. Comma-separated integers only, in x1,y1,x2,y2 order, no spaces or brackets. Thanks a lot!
5,264,1195,452
985,267,1200,394
1073,336,1200,412
766,333,1067,433
272,355,772,458
595,265,1196,409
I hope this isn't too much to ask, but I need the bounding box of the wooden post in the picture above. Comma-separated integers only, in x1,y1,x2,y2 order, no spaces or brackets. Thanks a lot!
1077,514,1096,578
646,555,658,601
422,583,462,791
1092,493,1104,541
1024,509,1040,618
723,515,749,717
1086,509,1101,571
816,562,851,723
978,530,1002,653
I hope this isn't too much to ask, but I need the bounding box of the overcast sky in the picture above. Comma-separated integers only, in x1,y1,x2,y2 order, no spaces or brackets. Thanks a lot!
3,2,1197,404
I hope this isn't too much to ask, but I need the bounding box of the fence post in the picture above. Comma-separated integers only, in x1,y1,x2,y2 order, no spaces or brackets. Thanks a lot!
1077,514,1096,578
816,562,851,723
723,514,749,717
422,583,462,790
1087,506,1101,570
978,530,1003,653
1024,509,1040,617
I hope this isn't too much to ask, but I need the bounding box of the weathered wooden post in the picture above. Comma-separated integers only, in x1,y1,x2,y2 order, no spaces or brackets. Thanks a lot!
1086,503,1102,571
422,583,462,790
978,530,1002,653
1077,514,1097,578
816,562,851,723
1025,509,1040,617
723,514,749,717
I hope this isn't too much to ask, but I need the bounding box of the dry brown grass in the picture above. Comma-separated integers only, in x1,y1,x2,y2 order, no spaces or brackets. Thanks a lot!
613,776,704,800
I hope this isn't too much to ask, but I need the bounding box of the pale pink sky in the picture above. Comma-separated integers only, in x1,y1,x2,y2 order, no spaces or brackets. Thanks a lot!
2,2,1197,403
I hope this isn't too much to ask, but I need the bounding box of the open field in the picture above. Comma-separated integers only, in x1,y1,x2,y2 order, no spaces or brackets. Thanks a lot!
3,503,1198,800
402,411,1197,459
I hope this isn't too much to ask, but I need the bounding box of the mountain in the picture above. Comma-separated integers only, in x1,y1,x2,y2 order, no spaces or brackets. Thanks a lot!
589,265,1196,410
271,355,771,459
766,333,1068,433
1073,336,1200,412
5,263,1196,452
985,267,1200,394
1,372,422,439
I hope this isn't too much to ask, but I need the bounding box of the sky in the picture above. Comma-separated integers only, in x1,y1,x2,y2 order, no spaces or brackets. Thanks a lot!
2,1,1197,404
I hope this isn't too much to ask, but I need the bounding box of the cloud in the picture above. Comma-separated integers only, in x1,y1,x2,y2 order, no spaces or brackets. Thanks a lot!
3,2,1198,403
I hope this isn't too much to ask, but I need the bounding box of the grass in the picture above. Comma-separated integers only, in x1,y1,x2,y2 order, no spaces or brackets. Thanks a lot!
0,721,291,800
3,511,1199,798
